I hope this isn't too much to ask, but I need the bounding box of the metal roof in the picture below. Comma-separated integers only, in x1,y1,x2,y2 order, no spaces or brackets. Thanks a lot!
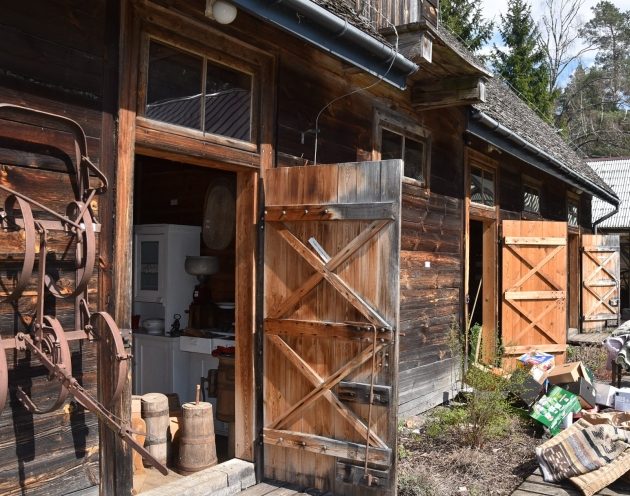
589,158,630,229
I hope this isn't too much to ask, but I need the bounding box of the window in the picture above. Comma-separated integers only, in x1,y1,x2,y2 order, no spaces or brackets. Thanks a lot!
523,184,541,214
145,40,252,142
375,111,429,184
567,198,579,227
470,166,495,207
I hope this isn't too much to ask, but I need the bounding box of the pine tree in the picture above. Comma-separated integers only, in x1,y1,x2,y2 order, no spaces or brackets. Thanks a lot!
491,0,553,117
439,0,494,53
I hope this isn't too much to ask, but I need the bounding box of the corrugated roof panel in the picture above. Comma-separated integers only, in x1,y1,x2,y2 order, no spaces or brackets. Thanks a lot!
588,158,630,229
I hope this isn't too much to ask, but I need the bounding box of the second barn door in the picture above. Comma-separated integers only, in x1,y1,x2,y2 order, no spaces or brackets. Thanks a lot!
263,160,402,495
501,220,567,367
581,234,620,331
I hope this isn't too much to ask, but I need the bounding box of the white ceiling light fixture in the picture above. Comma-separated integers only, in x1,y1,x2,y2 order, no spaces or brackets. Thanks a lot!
205,0,238,25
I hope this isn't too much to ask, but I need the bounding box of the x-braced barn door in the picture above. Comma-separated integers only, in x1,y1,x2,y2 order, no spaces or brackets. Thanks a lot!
501,221,567,367
581,234,620,332
262,161,402,495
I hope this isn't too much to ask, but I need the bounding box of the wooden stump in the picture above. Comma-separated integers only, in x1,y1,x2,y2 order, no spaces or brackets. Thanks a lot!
177,402,218,474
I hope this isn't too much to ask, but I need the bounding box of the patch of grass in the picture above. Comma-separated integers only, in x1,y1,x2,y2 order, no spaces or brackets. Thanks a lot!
398,472,439,496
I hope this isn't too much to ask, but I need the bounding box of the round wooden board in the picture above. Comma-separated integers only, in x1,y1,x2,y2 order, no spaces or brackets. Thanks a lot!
202,178,235,250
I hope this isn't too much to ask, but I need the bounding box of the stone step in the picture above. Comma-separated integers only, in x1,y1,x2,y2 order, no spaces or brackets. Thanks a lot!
141,459,256,496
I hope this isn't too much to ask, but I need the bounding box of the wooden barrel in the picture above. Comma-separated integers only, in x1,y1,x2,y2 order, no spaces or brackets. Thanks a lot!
177,402,217,474
216,356,235,422
141,393,169,466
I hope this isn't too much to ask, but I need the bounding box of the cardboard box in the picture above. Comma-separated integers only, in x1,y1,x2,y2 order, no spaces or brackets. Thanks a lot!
559,378,596,409
595,383,618,407
547,362,590,385
530,386,582,436
518,351,555,371
519,375,548,407
614,389,630,412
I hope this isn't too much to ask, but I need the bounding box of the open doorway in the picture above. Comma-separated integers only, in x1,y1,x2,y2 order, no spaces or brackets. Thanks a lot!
130,155,238,489
467,219,497,363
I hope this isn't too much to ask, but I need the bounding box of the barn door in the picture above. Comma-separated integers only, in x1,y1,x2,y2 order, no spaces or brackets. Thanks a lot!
581,234,620,332
262,161,402,495
501,221,567,367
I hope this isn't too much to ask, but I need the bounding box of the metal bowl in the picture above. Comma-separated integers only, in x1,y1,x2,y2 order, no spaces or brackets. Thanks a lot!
184,256,219,276
142,318,165,334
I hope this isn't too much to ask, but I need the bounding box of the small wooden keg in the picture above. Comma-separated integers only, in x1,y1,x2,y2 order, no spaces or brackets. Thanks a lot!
177,402,218,474
141,393,169,466
216,356,235,422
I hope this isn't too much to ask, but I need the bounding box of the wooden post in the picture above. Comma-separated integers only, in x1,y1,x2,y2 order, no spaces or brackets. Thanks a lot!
102,0,139,493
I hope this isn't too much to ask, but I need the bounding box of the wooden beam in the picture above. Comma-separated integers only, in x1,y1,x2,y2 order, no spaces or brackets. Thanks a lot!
412,76,485,110
263,429,391,466
265,318,394,341
504,237,566,246
264,203,395,221
503,344,567,355
235,170,257,461
504,291,566,300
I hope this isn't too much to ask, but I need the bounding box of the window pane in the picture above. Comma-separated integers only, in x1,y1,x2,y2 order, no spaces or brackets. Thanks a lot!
381,129,403,160
205,61,252,141
482,170,494,206
568,201,579,226
470,167,484,204
140,241,159,291
524,186,540,213
146,41,203,130
404,137,424,182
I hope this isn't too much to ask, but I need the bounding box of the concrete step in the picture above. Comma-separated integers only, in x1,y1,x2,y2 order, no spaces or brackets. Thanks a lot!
141,459,256,496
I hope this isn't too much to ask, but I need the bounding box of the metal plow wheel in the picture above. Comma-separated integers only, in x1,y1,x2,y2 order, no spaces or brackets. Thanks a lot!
87,310,129,407
0,195,36,302
16,316,72,414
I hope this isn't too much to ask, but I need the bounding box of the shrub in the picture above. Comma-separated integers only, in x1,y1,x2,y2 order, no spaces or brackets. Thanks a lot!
425,366,526,448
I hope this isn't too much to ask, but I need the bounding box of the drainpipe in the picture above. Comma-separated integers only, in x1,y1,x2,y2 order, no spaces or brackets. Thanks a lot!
592,205,619,234
470,110,619,207
231,0,418,87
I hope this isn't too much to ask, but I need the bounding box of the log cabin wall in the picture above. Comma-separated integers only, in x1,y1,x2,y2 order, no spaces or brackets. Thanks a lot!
0,1,115,494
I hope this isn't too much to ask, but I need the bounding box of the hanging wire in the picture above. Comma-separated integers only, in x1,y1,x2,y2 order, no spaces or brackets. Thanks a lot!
313,4,401,165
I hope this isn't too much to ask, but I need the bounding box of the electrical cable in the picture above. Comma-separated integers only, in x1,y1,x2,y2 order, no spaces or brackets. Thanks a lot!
312,5,400,165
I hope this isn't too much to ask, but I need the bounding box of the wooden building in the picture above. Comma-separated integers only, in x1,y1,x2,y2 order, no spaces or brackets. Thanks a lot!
0,1,619,495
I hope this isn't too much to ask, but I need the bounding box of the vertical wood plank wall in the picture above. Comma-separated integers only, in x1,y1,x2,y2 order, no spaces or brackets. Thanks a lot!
0,2,109,494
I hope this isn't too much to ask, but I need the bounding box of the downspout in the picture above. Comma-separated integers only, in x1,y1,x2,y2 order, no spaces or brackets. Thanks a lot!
271,0,418,75
231,0,418,87
470,110,619,207
592,205,619,234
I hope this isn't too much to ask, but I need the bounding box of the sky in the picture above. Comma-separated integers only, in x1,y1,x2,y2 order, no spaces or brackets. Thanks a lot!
478,0,630,85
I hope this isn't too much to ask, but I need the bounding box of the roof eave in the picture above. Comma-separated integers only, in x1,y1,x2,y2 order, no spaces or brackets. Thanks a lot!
230,0,418,89
468,110,620,207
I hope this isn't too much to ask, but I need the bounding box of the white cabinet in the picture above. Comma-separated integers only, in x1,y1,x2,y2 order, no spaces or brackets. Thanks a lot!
133,224,200,331
132,334,188,398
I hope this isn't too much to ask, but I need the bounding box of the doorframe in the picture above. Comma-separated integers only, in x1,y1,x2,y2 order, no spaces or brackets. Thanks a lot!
464,148,499,363
109,2,275,491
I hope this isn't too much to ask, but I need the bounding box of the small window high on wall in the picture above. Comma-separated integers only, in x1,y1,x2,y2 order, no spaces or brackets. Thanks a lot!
567,198,579,227
523,184,541,214
470,166,495,207
145,40,252,142
380,128,427,183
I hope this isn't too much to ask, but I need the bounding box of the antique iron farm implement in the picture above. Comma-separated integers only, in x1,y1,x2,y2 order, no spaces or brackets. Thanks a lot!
0,104,168,475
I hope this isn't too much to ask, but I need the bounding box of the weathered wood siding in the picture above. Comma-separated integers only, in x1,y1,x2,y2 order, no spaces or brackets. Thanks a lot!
398,108,464,417
0,2,114,494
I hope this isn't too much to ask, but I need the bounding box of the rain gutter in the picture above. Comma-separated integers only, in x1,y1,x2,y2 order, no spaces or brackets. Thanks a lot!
230,0,419,89
468,110,619,208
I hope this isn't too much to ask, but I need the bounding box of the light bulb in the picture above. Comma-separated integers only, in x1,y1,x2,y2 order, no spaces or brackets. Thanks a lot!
212,0,237,24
